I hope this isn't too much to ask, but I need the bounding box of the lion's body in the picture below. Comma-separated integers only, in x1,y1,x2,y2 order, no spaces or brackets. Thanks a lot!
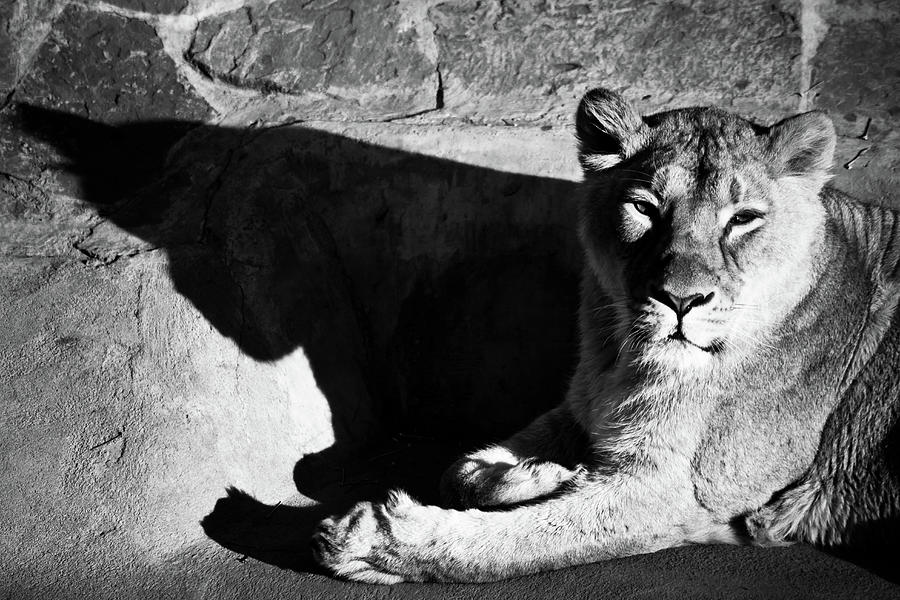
572,187,900,541
313,92,900,583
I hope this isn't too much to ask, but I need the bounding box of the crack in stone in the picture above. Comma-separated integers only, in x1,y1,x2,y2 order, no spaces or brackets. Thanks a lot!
398,0,440,65
233,277,246,393
0,169,36,188
71,221,98,253
197,127,261,243
118,266,147,461
235,17,254,71
89,429,123,451
71,221,122,266
378,106,441,122
128,271,144,391
227,7,257,77
72,226,159,265
116,433,127,462
2,246,161,261
73,243,112,264
182,48,217,81
378,66,444,122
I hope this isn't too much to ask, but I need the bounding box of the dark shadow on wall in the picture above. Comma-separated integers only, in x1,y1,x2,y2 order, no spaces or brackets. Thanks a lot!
15,104,581,572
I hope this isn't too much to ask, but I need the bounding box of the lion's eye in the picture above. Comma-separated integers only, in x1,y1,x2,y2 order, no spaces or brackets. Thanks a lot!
729,211,763,227
631,201,657,218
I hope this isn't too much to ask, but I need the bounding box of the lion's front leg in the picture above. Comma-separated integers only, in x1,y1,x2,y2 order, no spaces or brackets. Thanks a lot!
313,476,734,583
314,487,584,583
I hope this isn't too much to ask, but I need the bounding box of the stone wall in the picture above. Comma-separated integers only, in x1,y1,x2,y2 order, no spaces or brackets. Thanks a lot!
1,1,898,597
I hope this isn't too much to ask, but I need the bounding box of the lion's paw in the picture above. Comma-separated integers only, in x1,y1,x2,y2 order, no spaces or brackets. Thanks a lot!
442,456,584,509
311,490,422,584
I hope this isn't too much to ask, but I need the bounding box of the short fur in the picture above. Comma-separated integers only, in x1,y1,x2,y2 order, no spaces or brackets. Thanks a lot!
312,89,900,583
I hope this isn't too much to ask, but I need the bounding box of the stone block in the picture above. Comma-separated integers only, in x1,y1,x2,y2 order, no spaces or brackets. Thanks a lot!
187,0,439,119
16,4,210,123
429,0,802,125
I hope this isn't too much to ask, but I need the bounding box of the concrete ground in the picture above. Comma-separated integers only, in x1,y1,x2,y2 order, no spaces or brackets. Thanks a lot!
2,0,899,597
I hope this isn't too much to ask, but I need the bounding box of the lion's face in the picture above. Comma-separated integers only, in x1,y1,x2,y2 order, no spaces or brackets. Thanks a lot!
576,91,836,370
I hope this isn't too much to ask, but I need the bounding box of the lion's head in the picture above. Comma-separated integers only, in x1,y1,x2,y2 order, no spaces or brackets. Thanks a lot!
576,89,837,371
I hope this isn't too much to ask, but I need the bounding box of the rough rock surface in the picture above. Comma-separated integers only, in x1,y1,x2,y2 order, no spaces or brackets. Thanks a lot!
430,0,802,124
1,0,899,598
16,4,211,123
187,0,441,119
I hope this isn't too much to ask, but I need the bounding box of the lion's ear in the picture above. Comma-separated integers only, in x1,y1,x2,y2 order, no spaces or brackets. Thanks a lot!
576,88,647,172
767,111,836,182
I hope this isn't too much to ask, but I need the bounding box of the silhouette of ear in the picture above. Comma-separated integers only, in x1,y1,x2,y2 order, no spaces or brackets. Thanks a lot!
575,88,646,172
767,111,836,180
16,103,198,206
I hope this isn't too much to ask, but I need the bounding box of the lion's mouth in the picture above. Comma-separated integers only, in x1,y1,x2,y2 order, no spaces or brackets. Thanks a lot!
667,329,722,353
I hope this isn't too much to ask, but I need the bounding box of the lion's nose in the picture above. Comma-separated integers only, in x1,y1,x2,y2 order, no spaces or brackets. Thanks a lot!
651,289,715,319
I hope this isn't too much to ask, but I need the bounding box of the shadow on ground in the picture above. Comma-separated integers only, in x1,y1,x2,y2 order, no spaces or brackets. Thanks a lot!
14,104,580,575
200,436,465,574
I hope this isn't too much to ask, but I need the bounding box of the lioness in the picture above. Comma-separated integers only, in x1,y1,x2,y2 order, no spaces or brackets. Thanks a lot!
312,88,900,583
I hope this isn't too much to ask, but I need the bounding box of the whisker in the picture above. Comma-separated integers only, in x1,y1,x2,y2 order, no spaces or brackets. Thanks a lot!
616,169,654,178
591,302,634,316
615,319,645,365
725,328,777,352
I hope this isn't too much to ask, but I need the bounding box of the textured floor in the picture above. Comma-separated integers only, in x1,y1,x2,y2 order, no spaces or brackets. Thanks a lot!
10,437,900,599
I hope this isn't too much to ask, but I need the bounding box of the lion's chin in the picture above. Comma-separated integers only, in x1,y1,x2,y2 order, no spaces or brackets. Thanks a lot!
640,342,712,372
